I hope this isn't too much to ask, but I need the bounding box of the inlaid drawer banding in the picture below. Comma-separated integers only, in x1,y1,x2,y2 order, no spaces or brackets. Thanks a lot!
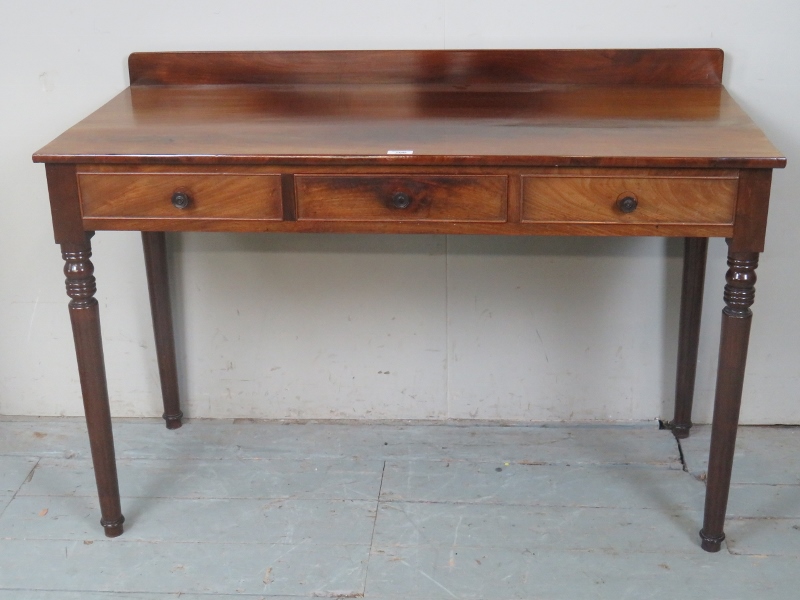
78,173,284,220
295,175,508,222
521,172,739,225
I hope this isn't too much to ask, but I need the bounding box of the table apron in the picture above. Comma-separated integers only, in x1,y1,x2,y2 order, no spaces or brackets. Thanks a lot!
75,166,740,237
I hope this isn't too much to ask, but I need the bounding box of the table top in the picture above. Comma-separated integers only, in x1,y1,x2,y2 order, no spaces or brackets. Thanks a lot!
33,49,785,170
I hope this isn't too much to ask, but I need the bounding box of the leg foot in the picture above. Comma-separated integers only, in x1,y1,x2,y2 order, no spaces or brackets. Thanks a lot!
670,423,692,440
102,515,125,538
699,529,724,553
163,411,184,429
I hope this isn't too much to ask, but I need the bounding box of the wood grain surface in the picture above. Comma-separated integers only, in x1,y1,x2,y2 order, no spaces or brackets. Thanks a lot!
33,50,784,169
78,172,283,220
521,171,738,225
128,49,724,86
296,175,507,222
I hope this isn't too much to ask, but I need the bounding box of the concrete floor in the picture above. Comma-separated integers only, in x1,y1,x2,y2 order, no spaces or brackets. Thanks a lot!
0,418,798,599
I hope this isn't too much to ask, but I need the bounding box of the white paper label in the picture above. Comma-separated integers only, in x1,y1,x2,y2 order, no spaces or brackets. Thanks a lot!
387,150,414,155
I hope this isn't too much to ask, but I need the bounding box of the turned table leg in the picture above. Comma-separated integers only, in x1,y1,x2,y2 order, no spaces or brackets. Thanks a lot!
671,237,708,439
62,236,125,537
142,232,183,429
699,250,758,552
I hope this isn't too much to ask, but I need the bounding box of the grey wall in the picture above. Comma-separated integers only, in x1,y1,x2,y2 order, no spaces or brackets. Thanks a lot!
2,0,798,423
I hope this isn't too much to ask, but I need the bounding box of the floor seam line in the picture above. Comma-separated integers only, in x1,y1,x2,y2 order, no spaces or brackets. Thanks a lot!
674,434,689,473
0,588,295,597
0,457,40,521
362,459,386,597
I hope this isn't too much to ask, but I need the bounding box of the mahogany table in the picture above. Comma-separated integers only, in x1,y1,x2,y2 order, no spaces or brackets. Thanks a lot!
33,49,786,552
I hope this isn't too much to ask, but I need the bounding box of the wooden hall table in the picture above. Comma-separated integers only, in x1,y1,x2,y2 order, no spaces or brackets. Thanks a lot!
33,49,785,552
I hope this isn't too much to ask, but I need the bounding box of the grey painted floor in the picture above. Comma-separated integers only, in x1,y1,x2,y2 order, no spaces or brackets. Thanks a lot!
0,418,798,599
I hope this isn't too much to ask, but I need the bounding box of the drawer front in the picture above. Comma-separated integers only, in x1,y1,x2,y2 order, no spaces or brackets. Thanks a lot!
521,173,737,224
78,173,283,220
295,175,507,222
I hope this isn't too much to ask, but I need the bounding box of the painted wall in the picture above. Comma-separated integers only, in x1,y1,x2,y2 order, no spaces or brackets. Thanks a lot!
1,1,797,423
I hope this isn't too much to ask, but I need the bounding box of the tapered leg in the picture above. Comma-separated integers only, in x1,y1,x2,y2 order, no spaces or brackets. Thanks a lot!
62,236,125,537
699,251,758,552
142,232,183,429
671,237,708,439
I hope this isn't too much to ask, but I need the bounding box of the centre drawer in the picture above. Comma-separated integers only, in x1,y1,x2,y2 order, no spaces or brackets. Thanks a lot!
521,171,738,225
78,172,283,220
295,175,508,222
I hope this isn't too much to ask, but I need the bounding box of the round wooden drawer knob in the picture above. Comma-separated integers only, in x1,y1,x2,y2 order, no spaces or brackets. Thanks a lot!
390,191,412,209
617,193,638,213
171,191,191,209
